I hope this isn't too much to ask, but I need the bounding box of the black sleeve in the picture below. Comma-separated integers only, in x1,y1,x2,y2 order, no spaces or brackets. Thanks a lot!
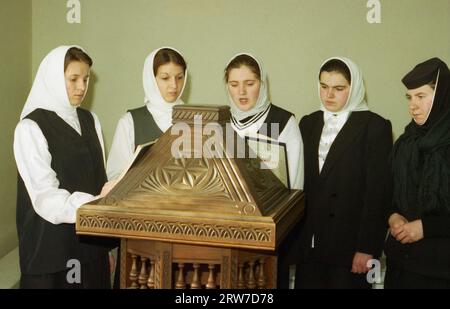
420,145,450,239
385,161,400,223
357,117,393,257
422,215,450,238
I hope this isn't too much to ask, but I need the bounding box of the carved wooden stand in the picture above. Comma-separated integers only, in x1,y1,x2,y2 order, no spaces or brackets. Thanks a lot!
76,105,304,289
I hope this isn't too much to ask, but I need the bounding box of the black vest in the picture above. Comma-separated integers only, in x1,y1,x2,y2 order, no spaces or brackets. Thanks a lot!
16,108,108,275
257,104,293,139
128,106,163,149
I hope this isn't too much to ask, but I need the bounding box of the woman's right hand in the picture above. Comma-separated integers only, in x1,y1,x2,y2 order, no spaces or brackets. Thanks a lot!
99,179,119,198
388,213,408,238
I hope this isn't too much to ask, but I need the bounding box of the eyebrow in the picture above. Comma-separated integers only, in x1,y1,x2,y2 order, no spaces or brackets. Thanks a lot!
159,72,184,76
406,92,427,97
320,82,347,88
228,79,257,83
69,74,89,78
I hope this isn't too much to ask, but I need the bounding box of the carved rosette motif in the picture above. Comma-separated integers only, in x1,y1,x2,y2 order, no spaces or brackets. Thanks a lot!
132,157,231,199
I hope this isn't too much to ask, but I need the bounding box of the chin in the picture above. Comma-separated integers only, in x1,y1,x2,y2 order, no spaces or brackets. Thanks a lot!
165,97,177,103
69,100,82,107
325,106,338,112
238,106,252,112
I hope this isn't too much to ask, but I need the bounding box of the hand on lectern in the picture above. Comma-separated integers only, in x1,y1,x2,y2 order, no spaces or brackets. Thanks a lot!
99,179,119,198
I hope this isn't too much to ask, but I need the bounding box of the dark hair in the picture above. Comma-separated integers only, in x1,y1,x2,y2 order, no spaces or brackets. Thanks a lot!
153,48,187,75
428,81,436,90
224,54,261,82
319,59,351,84
64,47,93,71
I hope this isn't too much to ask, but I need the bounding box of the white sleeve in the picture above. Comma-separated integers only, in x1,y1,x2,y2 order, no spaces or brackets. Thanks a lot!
13,119,97,225
278,116,304,190
91,112,106,165
106,113,135,181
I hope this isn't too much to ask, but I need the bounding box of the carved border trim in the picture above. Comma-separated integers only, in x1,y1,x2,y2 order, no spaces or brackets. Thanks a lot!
78,214,273,244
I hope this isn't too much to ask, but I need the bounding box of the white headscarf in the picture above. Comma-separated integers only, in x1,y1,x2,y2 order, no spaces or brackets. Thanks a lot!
318,56,369,116
225,53,271,126
142,47,187,132
20,45,86,120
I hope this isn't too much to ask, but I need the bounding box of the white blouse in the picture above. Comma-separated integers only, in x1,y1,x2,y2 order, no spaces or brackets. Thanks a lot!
14,110,105,225
106,112,136,181
318,112,350,172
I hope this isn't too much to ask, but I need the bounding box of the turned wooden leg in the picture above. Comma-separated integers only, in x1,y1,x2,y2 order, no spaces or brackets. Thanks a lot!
247,260,256,289
129,254,139,289
206,264,216,289
175,263,186,289
191,263,201,289
147,258,155,289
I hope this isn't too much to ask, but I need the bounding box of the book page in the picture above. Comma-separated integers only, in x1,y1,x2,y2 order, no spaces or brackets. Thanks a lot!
245,135,290,189
116,139,157,183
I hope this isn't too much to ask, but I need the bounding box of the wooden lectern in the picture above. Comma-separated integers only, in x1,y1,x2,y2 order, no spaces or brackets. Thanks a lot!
76,105,304,289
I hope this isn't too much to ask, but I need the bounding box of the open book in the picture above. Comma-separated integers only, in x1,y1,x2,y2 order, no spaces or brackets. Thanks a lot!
116,139,157,183
245,134,290,189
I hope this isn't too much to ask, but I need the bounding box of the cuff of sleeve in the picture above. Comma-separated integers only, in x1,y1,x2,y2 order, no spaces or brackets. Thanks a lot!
421,216,440,238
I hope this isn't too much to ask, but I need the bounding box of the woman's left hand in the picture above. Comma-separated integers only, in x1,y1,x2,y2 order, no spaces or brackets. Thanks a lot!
394,219,424,244
351,252,373,274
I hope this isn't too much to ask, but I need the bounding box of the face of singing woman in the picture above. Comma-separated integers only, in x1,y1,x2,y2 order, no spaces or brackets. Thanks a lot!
405,84,435,125
227,65,261,112
319,71,351,113
155,62,185,103
65,61,90,106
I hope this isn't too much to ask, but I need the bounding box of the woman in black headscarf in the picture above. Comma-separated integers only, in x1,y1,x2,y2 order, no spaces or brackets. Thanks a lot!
385,57,450,289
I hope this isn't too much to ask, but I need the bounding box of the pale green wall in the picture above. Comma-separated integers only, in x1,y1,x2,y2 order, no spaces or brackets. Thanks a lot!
1,0,448,259
0,0,31,258
31,0,450,149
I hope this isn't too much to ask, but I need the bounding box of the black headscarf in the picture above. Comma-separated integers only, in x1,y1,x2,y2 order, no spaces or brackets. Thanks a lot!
391,57,450,219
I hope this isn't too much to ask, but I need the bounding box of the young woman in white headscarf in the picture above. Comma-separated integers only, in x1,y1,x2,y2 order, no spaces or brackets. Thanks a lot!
224,53,304,288
14,46,114,288
295,57,392,288
106,47,187,180
385,58,450,289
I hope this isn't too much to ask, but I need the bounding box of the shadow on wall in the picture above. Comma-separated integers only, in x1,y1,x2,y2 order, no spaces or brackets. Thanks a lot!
0,247,20,289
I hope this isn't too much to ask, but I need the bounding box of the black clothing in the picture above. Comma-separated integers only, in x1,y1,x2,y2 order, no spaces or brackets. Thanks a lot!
296,111,392,288
16,108,110,287
128,106,163,148
386,58,450,283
